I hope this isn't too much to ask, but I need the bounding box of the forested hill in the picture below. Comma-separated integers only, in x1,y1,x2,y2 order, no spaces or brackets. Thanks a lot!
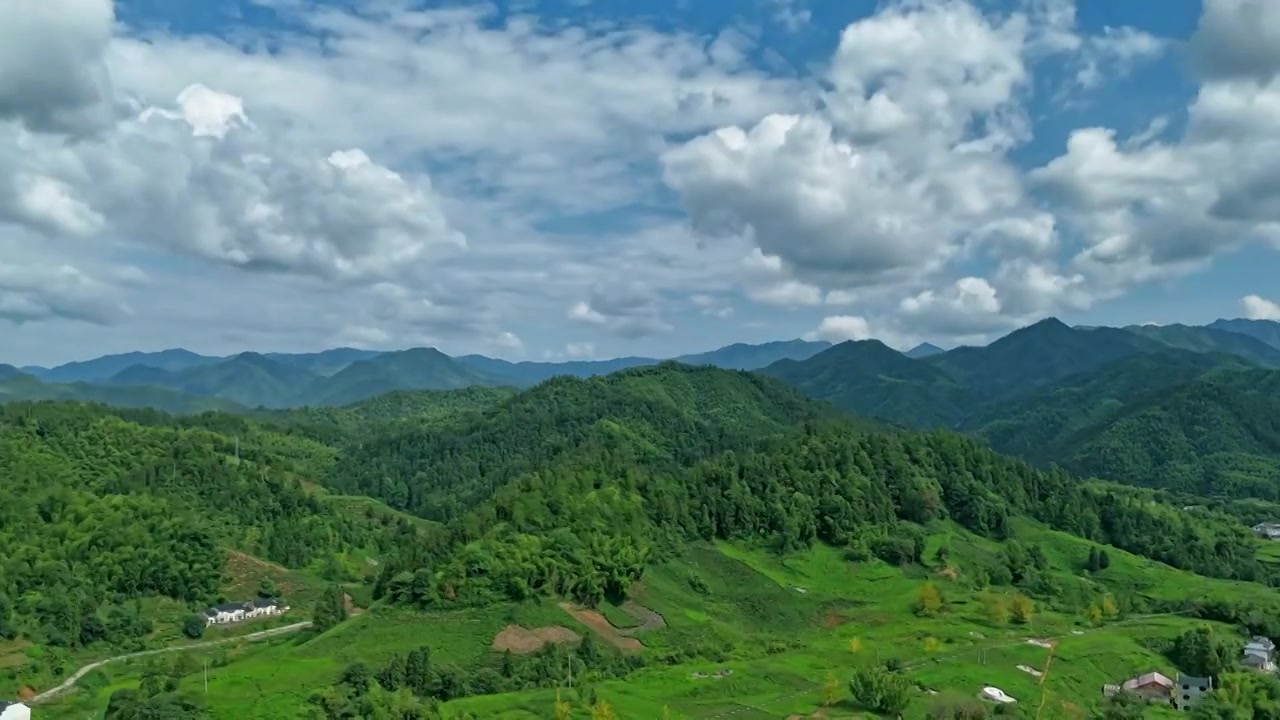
1049,367,1280,500
324,362,842,523
0,402,432,652
758,317,1280,431
305,364,1269,612
963,349,1249,460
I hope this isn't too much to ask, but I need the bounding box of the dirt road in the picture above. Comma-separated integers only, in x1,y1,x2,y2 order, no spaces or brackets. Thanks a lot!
30,621,311,704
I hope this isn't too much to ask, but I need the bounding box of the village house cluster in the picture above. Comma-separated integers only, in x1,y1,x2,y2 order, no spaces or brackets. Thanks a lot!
1104,636,1277,710
203,597,289,626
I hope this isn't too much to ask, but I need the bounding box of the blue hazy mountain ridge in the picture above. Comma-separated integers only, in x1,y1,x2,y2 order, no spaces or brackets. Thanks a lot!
1121,323,1280,368
904,342,945,359
30,348,222,383
759,318,1280,429
26,347,385,384
7,319,1280,413
453,338,831,387
1208,318,1280,351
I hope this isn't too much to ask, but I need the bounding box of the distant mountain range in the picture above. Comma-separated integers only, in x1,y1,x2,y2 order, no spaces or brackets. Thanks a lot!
756,316,1280,499
5,338,834,410
761,318,1280,425
5,318,1279,426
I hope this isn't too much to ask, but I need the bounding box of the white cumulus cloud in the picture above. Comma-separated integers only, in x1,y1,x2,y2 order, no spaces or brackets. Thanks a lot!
1242,295,1280,320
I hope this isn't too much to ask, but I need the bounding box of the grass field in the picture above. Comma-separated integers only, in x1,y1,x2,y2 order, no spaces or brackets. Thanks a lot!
2,548,335,704
39,518,1270,719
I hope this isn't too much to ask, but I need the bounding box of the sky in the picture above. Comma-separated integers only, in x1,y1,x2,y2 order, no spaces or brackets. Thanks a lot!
2,0,1280,366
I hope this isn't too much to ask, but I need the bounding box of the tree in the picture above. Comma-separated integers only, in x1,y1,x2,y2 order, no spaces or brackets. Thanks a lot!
590,698,617,720
258,577,280,598
1100,594,1119,620
822,671,840,707
934,545,951,566
917,582,944,616
1010,594,1034,625
1099,690,1146,720
1086,547,1103,572
1170,626,1237,679
981,593,1010,624
1086,604,1103,625
341,662,372,696
312,585,348,632
849,637,863,654
553,689,572,720
923,636,941,655
182,614,205,639
849,666,912,715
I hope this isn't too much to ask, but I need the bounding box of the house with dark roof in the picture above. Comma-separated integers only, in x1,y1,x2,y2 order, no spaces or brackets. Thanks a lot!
1174,674,1213,711
0,700,31,720
203,597,289,626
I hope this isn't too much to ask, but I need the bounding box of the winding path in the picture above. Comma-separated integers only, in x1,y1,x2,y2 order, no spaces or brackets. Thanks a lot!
616,601,667,637
30,621,311,704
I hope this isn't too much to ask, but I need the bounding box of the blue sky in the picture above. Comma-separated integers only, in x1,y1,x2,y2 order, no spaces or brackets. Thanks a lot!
2,0,1279,366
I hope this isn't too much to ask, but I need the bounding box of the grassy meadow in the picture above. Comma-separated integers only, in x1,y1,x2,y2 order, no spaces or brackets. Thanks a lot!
41,518,1269,719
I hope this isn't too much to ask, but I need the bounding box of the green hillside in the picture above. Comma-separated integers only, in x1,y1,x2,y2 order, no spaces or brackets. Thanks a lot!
324,362,838,523
923,319,1163,401
0,372,247,414
1051,367,1280,500
19,362,1280,719
762,339,970,428
1122,323,1280,367
252,385,518,446
965,349,1249,460
0,401,441,699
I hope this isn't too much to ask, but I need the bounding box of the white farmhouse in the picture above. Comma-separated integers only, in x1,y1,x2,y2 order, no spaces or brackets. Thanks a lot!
203,598,289,626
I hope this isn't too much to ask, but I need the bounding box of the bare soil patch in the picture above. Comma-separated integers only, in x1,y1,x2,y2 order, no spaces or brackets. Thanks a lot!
226,549,290,575
343,593,366,617
492,624,581,654
819,611,848,628
558,602,644,651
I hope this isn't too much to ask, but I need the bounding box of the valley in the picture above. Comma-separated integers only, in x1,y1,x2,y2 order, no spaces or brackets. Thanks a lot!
6,317,1280,718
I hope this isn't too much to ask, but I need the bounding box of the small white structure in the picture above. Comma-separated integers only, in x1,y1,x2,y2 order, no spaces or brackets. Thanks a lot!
0,701,31,720
980,686,1016,704
1253,523,1280,540
204,598,289,626
1243,636,1277,672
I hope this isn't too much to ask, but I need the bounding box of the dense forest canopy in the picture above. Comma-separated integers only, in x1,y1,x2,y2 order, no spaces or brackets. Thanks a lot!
0,402,431,650
309,364,1269,611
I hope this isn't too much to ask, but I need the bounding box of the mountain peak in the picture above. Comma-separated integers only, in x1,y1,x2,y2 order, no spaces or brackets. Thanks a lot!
1025,317,1071,333
905,342,944,359
831,338,895,353
0,364,28,381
